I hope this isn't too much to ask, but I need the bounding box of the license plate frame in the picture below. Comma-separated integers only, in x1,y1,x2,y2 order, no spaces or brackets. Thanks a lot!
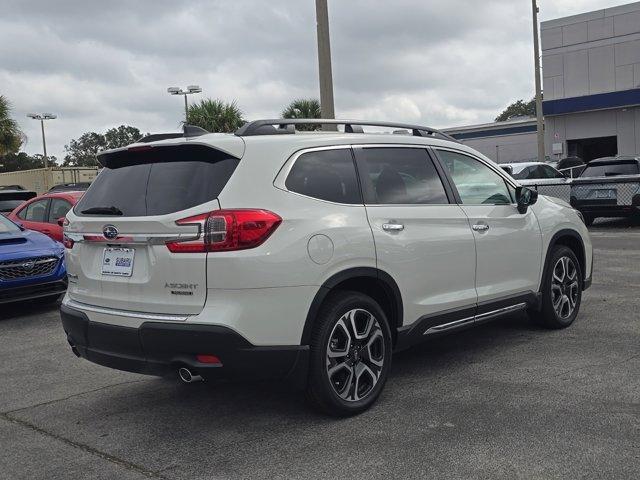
595,189,615,199
101,247,135,277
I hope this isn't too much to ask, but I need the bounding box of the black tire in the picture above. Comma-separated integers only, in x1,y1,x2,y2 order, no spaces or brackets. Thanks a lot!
306,291,393,417
533,245,583,329
581,212,594,226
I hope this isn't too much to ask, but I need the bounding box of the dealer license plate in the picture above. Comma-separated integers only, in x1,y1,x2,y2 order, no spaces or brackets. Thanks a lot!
101,247,135,277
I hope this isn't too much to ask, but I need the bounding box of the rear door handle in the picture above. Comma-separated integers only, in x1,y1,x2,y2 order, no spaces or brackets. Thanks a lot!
472,224,489,232
382,223,404,232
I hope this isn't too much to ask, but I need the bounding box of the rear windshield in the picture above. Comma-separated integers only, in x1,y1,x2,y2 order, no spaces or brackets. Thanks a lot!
0,200,25,212
75,145,239,217
581,161,639,177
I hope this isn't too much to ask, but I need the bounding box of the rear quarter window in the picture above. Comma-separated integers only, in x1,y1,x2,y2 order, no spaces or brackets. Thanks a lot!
75,145,239,217
285,149,361,204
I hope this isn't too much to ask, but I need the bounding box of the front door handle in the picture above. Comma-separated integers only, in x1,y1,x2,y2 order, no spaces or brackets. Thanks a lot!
472,224,489,232
382,223,404,232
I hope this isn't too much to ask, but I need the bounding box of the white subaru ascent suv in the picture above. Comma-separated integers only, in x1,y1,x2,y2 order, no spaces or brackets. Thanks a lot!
61,119,592,416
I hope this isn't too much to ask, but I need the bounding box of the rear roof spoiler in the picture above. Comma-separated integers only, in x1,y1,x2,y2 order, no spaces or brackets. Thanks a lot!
136,124,209,143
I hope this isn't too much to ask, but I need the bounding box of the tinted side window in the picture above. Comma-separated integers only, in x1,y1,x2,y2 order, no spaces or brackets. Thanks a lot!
356,148,449,204
285,149,361,204
19,199,48,222
48,198,72,223
438,150,512,205
539,165,564,179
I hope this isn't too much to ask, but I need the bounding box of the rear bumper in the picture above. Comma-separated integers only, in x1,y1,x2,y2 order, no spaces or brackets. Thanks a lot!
0,279,67,304
60,304,309,386
574,205,640,217
571,195,640,218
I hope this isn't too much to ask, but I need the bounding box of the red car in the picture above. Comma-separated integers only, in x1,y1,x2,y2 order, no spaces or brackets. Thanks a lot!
8,191,83,242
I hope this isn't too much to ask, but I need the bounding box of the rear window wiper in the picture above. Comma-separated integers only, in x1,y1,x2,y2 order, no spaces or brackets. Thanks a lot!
80,206,123,215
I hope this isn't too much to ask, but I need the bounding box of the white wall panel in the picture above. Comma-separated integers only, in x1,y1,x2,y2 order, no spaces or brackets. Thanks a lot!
588,45,616,93
564,50,589,97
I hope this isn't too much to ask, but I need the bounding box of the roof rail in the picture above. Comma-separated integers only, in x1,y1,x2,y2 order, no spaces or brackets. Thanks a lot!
136,124,210,143
235,119,459,142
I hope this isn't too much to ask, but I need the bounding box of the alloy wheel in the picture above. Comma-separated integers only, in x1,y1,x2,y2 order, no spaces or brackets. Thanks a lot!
551,256,579,319
325,308,385,402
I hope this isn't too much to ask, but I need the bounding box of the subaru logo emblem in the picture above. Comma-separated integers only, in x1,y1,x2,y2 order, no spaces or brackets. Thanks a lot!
22,261,35,271
103,225,118,240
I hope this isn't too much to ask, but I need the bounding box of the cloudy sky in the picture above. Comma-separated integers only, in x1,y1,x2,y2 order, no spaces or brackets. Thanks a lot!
0,0,621,160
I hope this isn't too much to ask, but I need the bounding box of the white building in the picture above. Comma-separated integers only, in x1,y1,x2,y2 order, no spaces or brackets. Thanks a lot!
445,1,640,164
541,1,640,161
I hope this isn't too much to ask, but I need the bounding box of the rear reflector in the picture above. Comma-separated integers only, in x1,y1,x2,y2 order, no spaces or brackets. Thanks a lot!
166,209,281,253
196,354,222,365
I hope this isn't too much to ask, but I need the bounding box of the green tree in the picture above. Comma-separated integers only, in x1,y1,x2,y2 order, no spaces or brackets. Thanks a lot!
63,132,106,166
495,98,537,122
0,95,25,157
186,99,244,133
281,98,321,131
0,152,58,173
104,125,142,149
63,125,142,166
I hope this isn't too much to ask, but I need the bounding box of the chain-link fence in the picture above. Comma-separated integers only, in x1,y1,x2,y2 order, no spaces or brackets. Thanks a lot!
572,181,640,206
521,176,640,206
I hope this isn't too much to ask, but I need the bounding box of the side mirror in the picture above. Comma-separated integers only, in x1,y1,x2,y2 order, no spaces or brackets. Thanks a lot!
57,217,65,227
516,186,538,214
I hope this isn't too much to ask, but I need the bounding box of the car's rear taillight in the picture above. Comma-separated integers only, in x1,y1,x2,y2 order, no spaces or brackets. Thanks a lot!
63,234,74,249
166,209,282,253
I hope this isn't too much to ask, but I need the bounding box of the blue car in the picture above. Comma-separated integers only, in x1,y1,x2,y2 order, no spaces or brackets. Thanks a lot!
0,215,67,304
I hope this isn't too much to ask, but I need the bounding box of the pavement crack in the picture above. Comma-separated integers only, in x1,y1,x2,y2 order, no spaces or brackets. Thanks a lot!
3,379,147,415
550,353,640,379
0,413,170,479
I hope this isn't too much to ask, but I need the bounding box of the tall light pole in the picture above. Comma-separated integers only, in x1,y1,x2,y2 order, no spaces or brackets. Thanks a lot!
26,113,57,168
315,0,336,130
167,85,202,123
532,0,545,163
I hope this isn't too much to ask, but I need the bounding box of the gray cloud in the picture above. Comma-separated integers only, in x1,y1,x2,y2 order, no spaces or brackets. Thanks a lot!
0,0,617,159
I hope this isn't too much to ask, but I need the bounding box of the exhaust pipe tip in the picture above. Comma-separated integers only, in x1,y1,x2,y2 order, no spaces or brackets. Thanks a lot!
67,338,81,358
178,367,202,383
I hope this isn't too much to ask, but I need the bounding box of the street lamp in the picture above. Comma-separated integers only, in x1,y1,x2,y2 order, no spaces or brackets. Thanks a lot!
26,113,57,168
167,85,202,123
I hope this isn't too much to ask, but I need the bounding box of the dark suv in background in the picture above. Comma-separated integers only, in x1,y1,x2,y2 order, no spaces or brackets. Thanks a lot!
572,156,640,225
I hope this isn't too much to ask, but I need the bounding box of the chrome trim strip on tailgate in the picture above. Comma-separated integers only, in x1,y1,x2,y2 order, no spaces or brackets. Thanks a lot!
63,298,189,322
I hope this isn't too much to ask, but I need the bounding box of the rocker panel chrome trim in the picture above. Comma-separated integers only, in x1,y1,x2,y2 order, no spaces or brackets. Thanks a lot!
423,302,528,336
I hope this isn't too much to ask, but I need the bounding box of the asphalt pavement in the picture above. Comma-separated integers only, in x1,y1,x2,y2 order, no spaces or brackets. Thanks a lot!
1,218,639,479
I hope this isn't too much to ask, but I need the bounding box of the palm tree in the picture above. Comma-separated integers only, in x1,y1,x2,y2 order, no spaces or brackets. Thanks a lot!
0,96,25,157
281,99,321,131
186,99,244,133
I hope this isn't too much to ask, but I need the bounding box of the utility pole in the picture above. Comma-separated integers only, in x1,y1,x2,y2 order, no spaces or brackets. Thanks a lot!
40,119,47,164
315,0,336,130
26,113,57,169
532,0,545,163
